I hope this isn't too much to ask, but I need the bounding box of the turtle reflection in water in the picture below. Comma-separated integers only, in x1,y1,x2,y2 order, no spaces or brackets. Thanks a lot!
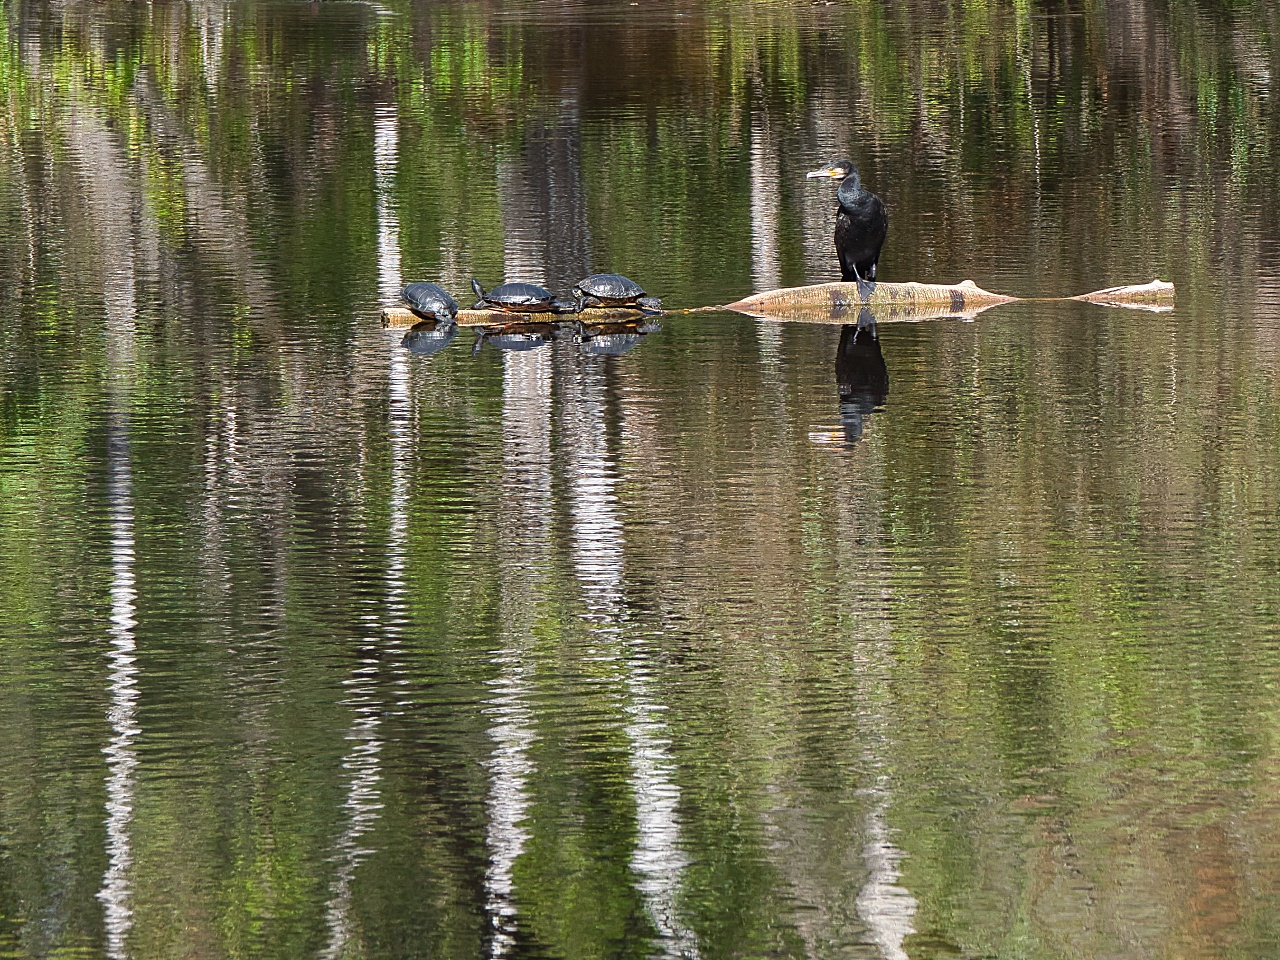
572,274,662,315
575,319,662,357
402,319,459,357
470,278,575,314
472,321,559,355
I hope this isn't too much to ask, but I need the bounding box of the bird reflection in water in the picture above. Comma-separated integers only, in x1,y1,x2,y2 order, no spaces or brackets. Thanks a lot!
811,307,889,446
837,309,889,443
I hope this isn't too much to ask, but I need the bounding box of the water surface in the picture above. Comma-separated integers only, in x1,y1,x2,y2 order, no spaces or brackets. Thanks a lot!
2,0,1280,957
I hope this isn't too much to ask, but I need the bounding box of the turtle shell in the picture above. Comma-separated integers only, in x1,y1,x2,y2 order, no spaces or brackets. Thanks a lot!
575,274,646,302
484,282,556,309
401,282,459,321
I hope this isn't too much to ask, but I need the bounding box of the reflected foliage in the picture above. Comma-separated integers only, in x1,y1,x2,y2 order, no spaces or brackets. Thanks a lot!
2,0,1280,957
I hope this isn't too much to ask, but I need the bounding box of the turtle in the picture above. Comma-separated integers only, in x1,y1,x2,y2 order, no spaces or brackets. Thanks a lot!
401,319,458,358
572,274,662,315
472,321,557,355
470,278,574,314
401,282,459,323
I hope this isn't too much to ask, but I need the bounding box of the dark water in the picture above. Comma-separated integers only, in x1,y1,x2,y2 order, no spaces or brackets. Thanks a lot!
3,0,1280,957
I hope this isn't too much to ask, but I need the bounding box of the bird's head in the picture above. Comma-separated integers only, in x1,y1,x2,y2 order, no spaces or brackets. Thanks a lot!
806,159,856,180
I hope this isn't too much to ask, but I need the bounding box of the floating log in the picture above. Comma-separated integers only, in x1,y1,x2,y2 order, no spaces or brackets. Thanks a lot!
1069,280,1175,311
382,279,1176,328
724,280,1018,323
380,306,653,328
724,278,1175,323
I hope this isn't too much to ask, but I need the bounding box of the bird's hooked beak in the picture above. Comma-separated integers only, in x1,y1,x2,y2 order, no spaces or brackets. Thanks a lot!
806,163,848,179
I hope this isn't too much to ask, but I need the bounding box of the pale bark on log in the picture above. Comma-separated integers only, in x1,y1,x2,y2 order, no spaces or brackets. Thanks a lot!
725,280,1018,321
724,278,1175,323
1068,280,1176,310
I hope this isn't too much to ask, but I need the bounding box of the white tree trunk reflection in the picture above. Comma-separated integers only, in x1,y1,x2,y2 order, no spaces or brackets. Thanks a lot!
803,87,850,283
750,108,784,366
375,103,403,307
197,2,225,92
60,85,144,960
855,776,917,960
100,367,139,960
319,99,405,958
483,348,553,955
559,359,697,958
749,109,782,296
499,157,548,286
848,555,917,958
318,686,385,960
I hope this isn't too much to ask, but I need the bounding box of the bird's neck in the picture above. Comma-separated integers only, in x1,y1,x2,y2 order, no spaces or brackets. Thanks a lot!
837,171,864,206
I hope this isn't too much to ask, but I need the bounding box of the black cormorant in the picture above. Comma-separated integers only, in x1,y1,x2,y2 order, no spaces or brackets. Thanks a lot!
807,160,888,283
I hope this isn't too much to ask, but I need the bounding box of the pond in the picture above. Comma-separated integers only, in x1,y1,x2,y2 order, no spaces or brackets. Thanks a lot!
2,0,1279,957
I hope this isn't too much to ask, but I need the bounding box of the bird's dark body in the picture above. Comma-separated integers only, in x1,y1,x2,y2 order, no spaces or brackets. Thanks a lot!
808,160,888,282
834,173,888,283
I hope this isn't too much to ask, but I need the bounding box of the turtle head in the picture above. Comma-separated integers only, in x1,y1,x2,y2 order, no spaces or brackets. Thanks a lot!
806,159,855,180
470,277,486,301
